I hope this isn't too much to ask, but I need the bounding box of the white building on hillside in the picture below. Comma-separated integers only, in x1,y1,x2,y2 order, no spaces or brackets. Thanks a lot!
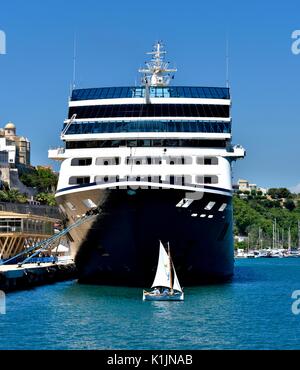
235,179,267,194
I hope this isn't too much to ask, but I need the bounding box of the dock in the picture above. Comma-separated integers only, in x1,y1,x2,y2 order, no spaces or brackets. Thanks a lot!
0,261,77,292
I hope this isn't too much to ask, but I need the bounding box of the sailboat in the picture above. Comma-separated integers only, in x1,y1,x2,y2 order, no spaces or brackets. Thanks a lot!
143,241,184,301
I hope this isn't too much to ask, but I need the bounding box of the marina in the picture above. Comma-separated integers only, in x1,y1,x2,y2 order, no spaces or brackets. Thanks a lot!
235,248,300,259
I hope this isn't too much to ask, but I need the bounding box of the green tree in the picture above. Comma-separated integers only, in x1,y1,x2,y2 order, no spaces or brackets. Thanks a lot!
20,167,58,192
284,199,295,211
0,190,9,202
6,189,27,203
35,192,56,206
268,188,291,199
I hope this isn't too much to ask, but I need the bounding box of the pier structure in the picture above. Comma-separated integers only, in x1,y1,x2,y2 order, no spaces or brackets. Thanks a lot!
0,202,61,260
0,206,101,292
0,261,76,292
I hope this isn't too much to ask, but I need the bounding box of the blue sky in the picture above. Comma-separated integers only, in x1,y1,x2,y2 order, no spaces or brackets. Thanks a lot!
0,0,299,190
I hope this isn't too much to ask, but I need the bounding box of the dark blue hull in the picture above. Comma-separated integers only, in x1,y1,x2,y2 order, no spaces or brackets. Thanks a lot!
75,188,234,286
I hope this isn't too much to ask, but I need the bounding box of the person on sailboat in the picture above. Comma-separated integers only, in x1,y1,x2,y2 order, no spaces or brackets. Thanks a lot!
162,288,169,295
152,287,160,295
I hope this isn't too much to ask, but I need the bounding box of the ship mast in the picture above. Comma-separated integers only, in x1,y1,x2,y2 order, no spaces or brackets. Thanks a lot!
139,41,177,87
167,242,174,295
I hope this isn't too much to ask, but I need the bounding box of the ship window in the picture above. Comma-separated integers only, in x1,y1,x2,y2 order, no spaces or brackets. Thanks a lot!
204,176,218,184
82,199,97,209
166,156,191,165
205,157,218,165
204,201,216,211
175,176,186,186
200,214,206,218
197,156,219,165
66,139,227,149
69,176,90,185
71,86,230,101
183,156,193,164
150,157,163,164
126,156,163,165
139,176,151,182
95,175,119,184
169,176,175,185
71,158,92,166
127,140,137,147
95,157,120,165
218,203,227,212
65,120,231,135
68,103,230,119
196,175,219,184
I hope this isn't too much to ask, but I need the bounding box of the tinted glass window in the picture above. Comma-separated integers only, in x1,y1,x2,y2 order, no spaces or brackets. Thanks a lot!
71,86,230,101
66,139,227,149
68,104,230,119
65,120,231,135
71,158,92,166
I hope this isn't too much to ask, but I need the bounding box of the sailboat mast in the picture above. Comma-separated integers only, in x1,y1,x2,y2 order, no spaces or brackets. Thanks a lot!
168,242,173,293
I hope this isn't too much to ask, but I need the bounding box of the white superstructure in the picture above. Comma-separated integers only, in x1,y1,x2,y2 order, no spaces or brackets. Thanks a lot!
50,42,244,200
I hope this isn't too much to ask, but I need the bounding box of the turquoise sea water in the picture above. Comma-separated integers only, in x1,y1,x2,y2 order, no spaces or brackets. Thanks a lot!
1,258,300,350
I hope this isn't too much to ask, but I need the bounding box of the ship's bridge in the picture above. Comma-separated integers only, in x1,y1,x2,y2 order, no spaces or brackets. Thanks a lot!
70,86,230,101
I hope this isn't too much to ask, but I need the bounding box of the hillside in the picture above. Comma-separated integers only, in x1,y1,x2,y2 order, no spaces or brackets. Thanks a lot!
233,193,300,249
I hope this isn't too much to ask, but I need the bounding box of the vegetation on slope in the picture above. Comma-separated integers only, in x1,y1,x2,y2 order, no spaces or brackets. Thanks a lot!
20,166,58,193
0,166,58,206
233,189,300,249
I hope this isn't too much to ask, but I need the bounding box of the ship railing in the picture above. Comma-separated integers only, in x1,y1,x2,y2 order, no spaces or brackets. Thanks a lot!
48,147,65,159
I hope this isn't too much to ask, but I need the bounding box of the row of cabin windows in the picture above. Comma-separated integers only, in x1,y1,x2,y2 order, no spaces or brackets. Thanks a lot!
68,104,230,119
68,175,219,186
64,120,231,135
70,156,219,166
71,157,120,166
66,139,227,149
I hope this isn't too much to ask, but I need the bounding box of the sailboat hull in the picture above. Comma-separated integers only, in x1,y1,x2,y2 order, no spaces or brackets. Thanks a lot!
143,291,184,301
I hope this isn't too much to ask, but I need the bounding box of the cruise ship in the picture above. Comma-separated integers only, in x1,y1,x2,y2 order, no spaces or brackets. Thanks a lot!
49,42,245,286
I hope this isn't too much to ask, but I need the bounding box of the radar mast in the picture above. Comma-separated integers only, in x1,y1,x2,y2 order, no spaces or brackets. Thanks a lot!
138,41,177,87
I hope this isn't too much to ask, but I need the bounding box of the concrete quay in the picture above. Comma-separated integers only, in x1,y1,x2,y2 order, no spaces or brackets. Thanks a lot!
0,261,77,292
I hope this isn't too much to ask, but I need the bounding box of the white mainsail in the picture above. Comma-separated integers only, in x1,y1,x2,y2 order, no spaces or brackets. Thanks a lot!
151,241,171,288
